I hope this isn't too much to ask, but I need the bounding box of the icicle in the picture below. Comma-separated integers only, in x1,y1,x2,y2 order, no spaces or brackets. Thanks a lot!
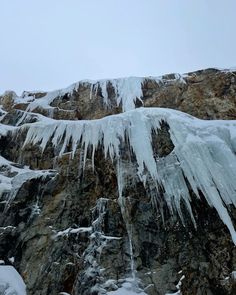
99,80,109,106
21,107,236,244
128,224,136,282
110,77,144,112
48,108,54,119
89,84,93,100
84,77,145,112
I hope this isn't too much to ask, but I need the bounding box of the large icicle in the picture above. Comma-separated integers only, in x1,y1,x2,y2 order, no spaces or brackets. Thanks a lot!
90,77,145,111
21,107,236,243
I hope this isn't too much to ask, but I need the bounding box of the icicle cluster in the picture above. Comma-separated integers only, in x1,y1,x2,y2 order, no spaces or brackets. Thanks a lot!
0,119,55,203
89,77,145,111
13,77,145,114
12,74,186,114
21,107,236,243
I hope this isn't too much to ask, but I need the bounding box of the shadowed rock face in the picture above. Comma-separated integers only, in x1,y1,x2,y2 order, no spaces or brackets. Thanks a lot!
0,68,236,295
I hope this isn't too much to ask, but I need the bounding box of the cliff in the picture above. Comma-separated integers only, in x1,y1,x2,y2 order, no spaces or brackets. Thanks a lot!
0,68,236,295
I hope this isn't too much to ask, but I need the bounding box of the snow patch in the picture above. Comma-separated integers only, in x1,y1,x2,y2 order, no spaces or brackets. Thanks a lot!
107,278,147,295
0,155,56,204
55,226,92,237
0,266,26,295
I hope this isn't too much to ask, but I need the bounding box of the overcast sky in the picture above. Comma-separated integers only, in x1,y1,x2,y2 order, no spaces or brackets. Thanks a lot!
0,0,236,94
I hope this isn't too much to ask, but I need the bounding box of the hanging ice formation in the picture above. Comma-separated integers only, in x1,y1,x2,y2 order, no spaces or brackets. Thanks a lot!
12,74,186,115
0,154,55,206
14,77,146,114
20,106,236,244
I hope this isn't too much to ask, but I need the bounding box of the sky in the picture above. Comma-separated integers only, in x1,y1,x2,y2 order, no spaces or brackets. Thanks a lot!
0,0,236,94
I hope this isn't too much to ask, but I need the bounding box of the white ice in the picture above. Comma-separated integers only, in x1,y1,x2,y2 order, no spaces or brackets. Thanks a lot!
9,74,186,115
0,266,26,295
55,226,92,237
0,155,55,202
107,279,147,295
21,107,236,244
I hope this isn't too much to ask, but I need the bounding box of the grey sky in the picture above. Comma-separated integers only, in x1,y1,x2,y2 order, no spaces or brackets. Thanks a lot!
0,0,236,94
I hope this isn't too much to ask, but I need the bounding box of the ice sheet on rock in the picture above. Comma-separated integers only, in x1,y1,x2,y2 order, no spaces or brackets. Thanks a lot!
4,71,189,120
0,122,16,136
55,226,92,237
89,77,145,111
22,107,236,243
0,266,26,295
20,74,186,112
165,274,185,295
15,77,145,114
0,155,55,202
0,107,7,121
11,74,187,116
107,279,148,295
0,115,53,204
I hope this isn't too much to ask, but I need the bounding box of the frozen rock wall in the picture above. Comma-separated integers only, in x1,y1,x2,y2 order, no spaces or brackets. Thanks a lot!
0,68,236,295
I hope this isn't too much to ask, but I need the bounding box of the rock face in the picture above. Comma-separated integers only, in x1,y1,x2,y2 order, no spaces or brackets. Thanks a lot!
0,68,236,295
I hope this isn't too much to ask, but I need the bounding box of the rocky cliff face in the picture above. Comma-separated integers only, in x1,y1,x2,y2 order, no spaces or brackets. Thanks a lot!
0,68,236,295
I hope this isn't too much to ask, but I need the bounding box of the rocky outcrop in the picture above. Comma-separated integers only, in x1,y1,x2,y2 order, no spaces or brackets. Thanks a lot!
1,68,236,121
0,68,236,295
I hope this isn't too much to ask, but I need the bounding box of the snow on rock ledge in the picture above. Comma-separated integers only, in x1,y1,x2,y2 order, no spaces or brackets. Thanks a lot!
0,154,56,204
0,266,26,295
20,107,236,244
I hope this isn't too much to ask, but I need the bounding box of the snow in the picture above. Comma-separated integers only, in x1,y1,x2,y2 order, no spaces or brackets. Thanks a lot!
165,274,185,295
20,107,236,244
0,155,56,204
231,271,236,280
0,266,26,295
55,226,92,237
107,279,147,295
0,122,16,136
9,257,15,264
